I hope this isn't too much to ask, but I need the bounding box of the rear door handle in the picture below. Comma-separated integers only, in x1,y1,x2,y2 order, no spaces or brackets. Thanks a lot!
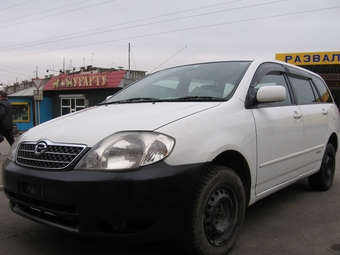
322,108,328,116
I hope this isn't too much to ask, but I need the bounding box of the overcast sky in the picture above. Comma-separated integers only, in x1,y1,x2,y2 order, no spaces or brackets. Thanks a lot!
0,0,339,86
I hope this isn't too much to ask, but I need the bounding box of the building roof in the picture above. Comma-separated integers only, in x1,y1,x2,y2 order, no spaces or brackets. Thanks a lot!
8,87,37,97
43,70,127,91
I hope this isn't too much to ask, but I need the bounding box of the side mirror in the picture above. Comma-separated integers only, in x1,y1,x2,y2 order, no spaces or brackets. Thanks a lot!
256,85,286,103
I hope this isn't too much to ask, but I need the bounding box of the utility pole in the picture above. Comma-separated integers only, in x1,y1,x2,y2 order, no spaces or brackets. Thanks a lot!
128,43,131,79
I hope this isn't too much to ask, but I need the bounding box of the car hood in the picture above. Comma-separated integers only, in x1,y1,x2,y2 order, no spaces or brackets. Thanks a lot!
21,102,220,146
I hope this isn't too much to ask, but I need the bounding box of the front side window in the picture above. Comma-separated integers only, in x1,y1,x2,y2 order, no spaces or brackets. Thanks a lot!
254,71,292,106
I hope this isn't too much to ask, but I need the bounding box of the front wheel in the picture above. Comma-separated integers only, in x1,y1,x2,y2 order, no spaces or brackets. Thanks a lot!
308,143,336,191
181,165,246,255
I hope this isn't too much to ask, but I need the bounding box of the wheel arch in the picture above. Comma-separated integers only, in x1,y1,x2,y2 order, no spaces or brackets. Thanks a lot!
328,132,338,153
211,150,251,206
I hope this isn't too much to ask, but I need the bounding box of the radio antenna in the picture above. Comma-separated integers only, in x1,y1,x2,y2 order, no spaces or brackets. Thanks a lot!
150,46,187,73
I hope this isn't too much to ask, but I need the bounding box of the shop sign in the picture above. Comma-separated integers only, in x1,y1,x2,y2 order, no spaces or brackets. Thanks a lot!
320,73,340,81
53,74,108,89
329,82,340,86
276,51,340,65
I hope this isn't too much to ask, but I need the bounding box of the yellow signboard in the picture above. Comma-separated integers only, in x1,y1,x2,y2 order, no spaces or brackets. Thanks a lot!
276,51,340,65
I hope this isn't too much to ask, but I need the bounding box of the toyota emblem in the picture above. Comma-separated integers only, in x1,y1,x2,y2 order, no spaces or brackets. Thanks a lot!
34,142,48,156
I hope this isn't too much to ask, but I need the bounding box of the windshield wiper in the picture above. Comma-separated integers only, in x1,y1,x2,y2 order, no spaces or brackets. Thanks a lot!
173,96,223,101
102,97,162,104
100,96,223,105
121,97,161,102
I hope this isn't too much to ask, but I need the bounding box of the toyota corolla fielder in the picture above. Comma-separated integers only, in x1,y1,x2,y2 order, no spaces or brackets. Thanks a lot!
3,59,340,255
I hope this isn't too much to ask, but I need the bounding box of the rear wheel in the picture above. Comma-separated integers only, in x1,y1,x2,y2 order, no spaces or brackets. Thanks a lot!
181,165,246,255
308,143,336,191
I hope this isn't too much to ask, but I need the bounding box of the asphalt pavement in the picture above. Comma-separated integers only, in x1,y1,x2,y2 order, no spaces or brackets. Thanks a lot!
1,139,340,254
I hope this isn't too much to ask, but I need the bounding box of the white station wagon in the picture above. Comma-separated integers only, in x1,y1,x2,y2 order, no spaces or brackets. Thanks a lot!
3,59,340,255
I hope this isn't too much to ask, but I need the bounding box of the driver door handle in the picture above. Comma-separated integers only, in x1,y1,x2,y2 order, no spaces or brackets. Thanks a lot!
293,111,302,119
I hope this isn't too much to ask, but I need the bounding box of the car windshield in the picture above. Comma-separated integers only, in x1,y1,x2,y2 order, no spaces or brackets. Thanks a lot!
103,61,251,104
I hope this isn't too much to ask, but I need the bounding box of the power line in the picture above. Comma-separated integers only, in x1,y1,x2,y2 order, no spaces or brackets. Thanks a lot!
0,0,286,52
0,68,31,77
0,5,338,60
0,0,242,51
0,0,35,12
1,0,91,24
0,0,117,30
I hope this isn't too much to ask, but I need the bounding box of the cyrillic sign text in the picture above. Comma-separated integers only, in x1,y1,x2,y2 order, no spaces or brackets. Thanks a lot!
276,52,340,65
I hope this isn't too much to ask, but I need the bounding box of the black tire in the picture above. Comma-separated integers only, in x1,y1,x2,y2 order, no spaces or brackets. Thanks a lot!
181,165,246,255
308,143,336,191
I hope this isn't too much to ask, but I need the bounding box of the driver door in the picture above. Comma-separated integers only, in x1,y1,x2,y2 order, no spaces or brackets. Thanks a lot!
249,63,304,196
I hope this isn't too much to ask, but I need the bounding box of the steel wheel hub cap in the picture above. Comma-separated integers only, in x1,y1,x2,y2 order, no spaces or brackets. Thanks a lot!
204,187,237,246
325,155,332,178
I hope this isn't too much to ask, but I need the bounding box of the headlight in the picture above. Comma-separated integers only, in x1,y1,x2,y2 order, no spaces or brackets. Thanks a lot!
8,133,25,161
75,131,175,171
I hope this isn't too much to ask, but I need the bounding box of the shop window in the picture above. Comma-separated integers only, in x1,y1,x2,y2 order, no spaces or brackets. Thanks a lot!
12,102,30,122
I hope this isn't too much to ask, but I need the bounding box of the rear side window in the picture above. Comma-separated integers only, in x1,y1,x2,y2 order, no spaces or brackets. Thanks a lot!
312,77,333,103
289,75,316,104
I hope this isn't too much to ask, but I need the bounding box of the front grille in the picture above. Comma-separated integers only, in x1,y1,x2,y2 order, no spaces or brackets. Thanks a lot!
16,140,87,169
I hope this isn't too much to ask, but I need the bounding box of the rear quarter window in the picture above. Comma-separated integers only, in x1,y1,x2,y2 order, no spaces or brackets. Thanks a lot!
312,76,333,103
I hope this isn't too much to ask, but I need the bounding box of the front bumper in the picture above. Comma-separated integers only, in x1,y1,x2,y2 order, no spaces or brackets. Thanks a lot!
2,159,206,242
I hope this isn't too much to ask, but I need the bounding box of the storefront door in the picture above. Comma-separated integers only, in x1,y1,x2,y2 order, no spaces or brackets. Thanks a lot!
60,95,86,115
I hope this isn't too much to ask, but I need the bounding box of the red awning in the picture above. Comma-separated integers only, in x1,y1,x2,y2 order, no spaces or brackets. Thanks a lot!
43,70,127,91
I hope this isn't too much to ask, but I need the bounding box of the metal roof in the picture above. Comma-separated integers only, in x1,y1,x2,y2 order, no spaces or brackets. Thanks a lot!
8,87,37,97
